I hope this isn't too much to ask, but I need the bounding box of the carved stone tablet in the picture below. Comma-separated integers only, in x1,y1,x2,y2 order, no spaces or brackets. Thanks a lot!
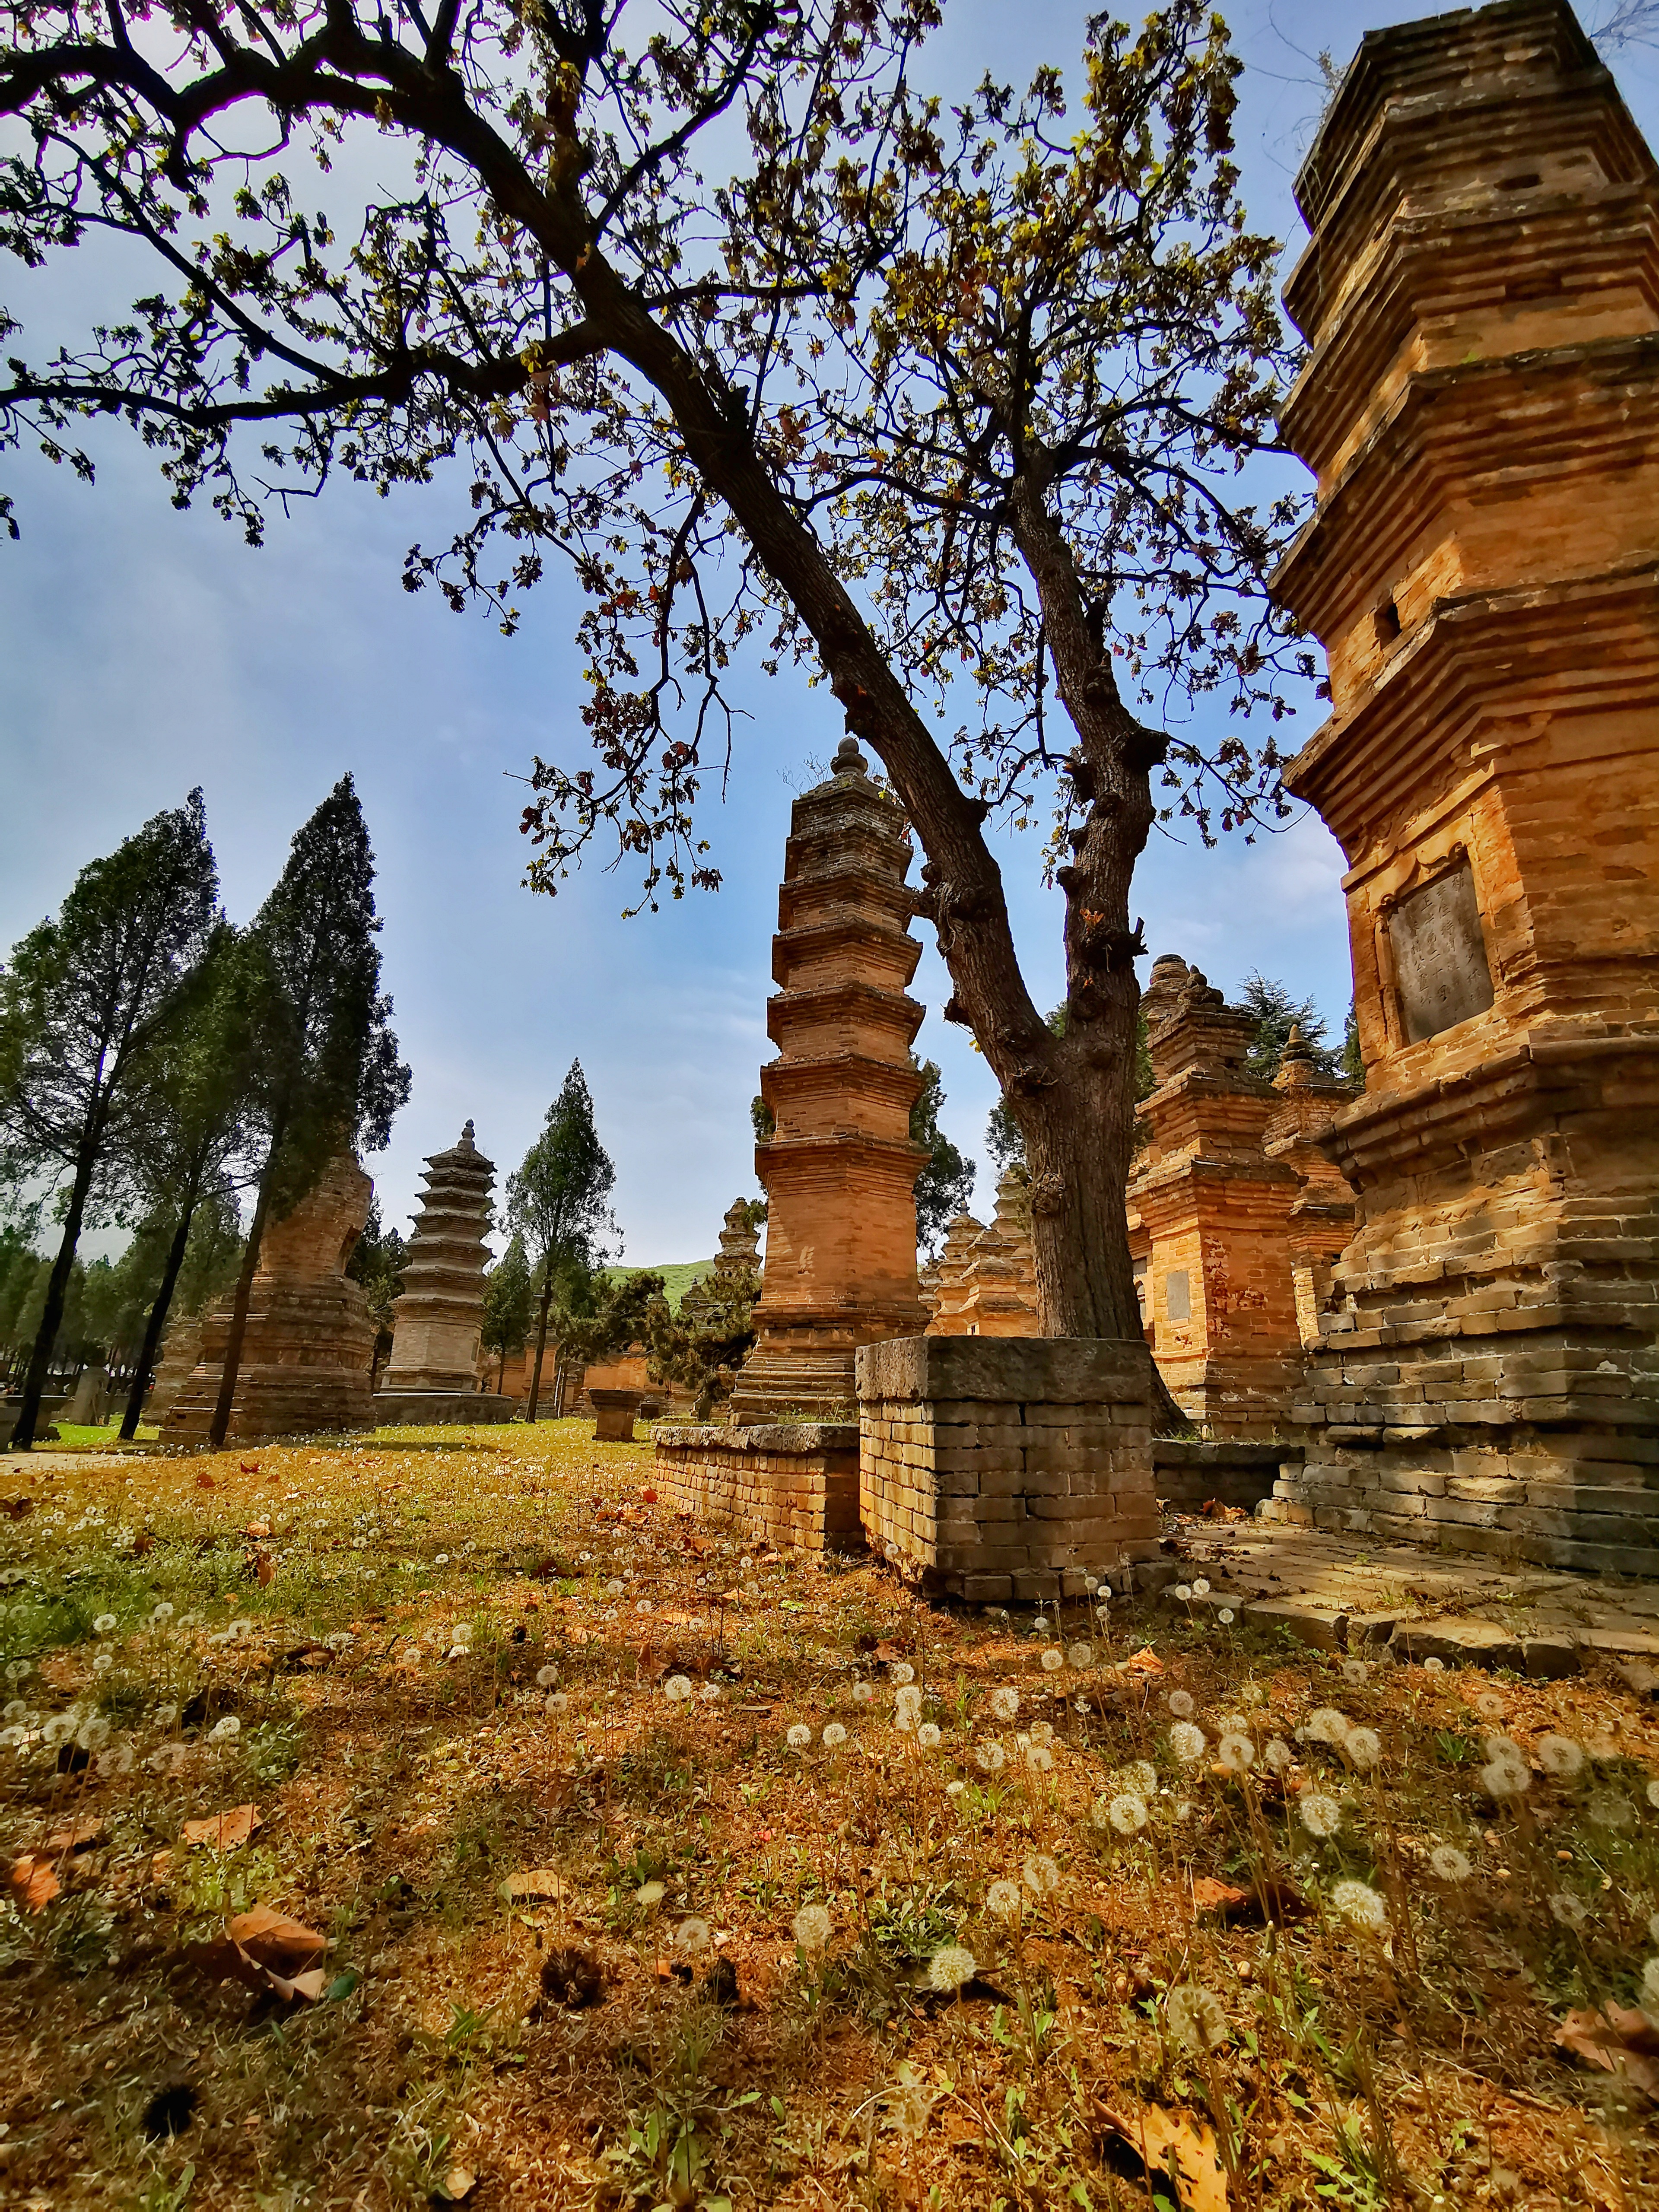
1388,859,1495,1043
1164,1268,1191,1322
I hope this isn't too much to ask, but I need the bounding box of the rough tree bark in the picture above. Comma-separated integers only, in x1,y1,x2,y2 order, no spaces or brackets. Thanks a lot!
119,1200,194,1440
11,1143,99,1450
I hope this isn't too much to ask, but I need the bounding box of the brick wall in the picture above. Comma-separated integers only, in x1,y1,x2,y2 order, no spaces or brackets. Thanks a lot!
855,1336,1160,1603
652,1423,860,1553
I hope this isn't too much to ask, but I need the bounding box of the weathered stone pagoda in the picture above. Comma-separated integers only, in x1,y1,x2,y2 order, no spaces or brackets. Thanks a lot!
164,1154,378,1443
376,1121,512,1424
926,1173,1039,1338
1266,0,1659,1571
728,737,930,1418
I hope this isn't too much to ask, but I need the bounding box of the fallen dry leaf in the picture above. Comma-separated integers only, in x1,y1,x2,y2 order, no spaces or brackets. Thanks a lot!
254,1548,275,1588
500,1868,570,1904
436,2164,476,2202
1191,1877,1247,1914
196,1472,216,1490
191,1904,330,2002
1193,1873,1309,1926
1103,2105,1227,2211
245,1520,271,1538
1123,1646,1165,1676
45,1815,106,1854
1555,2005,1659,2100
10,1854,60,1913
181,1803,262,1850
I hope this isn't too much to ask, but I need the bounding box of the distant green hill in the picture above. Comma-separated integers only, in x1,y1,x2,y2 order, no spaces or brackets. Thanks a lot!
603,1259,714,1313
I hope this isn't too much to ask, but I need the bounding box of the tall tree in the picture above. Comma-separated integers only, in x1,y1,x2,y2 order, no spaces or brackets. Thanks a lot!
0,2,1303,1341
208,778,410,1449
347,1194,409,1385
481,1233,534,1393
111,925,262,1437
910,1060,974,1258
0,793,217,1448
1237,973,1341,1082
507,1062,617,1423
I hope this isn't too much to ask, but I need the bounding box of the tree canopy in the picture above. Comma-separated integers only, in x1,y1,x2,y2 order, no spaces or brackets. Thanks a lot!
1,0,1308,1338
508,1058,617,1419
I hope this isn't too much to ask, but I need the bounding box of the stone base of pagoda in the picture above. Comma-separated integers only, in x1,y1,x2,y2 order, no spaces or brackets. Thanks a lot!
163,1284,378,1445
372,1390,516,1427
726,1305,927,1424
856,1336,1160,1602
652,1422,861,1553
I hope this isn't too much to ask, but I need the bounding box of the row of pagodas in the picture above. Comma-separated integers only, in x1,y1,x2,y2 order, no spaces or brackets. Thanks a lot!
157,1124,513,1445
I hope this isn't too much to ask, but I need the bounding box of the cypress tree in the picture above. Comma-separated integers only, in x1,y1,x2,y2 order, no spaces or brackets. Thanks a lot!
208,777,410,1449
506,1063,616,1423
0,793,218,1448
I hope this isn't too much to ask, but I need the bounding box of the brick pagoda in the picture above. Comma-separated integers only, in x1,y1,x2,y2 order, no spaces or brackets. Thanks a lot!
728,736,930,1418
1267,0,1659,1570
376,1121,512,1423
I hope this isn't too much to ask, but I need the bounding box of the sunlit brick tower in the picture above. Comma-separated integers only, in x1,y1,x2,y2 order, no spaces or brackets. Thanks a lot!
377,1121,513,1422
728,737,929,1419
1267,0,1659,1569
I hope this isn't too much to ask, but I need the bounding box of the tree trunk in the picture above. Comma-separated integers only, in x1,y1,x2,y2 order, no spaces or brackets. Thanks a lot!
524,1261,555,1423
120,1201,195,1441
208,1167,275,1451
11,1145,97,1450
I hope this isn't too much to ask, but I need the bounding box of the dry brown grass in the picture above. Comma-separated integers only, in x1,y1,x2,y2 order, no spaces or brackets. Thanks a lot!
1,1418,1657,2211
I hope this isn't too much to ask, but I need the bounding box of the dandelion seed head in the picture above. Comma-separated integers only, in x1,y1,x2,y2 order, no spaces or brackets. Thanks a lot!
1242,1682,1266,1707
1476,1693,1506,1720
1173,1585,1192,1603
1538,1733,1586,1780
699,1681,722,1703
93,1613,117,1634
1068,1643,1093,1670
76,1715,111,1751
2,1700,22,1724
1169,1721,1207,1764
1430,1845,1472,1883
946,1779,966,1799
989,1688,1019,1722
1344,1728,1382,1771
1167,1691,1195,1719
1109,1793,1149,1834
663,1675,693,1703
1587,1789,1634,1831
822,1722,847,1748
976,1740,1006,1774
890,1661,915,1685
674,1917,712,1959
786,1722,812,1751
1218,1608,1235,1624
851,1681,874,1706
1549,1891,1590,1929
1306,1708,1351,1746
895,1684,924,1723
606,1578,623,1596
1218,1732,1256,1773
1481,1758,1531,1800
1642,1956,1659,2009
1022,1743,1054,1773
1341,1657,1370,1685
1264,1738,1293,1774
635,1880,665,1909
91,1653,112,1675
544,1692,570,1715
1029,1721,1054,1747
1299,1792,1342,1839
1166,1983,1229,2056
1119,1761,1157,1798
986,1879,1022,1920
1192,1579,1211,1598
1023,1853,1061,1899
1040,1648,1064,1674
928,1945,976,1993
207,1715,241,1744
95,1744,134,1777
917,1722,942,1749
0,1726,24,1749
1422,1656,1445,1674
1331,1879,1388,1935
792,1904,831,1951
325,1631,354,1653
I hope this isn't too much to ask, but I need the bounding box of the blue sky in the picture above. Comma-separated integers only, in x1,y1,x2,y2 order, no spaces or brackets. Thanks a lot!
4,3,1656,1264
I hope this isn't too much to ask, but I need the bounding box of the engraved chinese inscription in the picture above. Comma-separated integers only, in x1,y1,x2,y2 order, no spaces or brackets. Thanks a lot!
1389,859,1495,1043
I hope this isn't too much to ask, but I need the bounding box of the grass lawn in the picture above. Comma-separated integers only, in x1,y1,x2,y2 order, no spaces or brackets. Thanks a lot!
1,1419,1657,2209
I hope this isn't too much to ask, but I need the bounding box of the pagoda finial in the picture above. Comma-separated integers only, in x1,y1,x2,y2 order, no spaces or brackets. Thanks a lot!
461,1119,476,1145
833,734,868,777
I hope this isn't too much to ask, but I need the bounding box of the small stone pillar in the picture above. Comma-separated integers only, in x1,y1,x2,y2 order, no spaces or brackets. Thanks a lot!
376,1121,513,1424
1268,0,1659,1569
857,1336,1160,1602
728,737,930,1419
590,1387,643,1443
164,1155,378,1443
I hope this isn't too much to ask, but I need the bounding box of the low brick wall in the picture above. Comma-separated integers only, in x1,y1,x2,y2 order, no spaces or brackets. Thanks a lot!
856,1336,1160,1603
1154,1439,1302,1513
652,1423,861,1552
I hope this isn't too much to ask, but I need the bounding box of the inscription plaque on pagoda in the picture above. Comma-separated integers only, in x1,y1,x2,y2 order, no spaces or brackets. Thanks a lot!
1388,860,1494,1044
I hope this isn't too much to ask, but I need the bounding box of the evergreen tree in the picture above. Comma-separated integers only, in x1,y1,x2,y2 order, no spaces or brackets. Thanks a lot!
647,1264,760,1423
347,1193,409,1383
111,926,263,1437
910,1061,975,1259
1341,1000,1364,1087
0,792,218,1447
480,1233,533,1393
208,777,411,1449
507,1062,617,1423
1238,974,1342,1081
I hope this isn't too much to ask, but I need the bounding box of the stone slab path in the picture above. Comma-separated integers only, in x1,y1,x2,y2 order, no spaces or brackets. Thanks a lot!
1160,1512,1659,1677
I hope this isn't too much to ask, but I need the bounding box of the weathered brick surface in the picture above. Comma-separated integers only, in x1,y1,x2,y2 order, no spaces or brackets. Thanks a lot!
855,1336,1159,1601
1264,0,1659,1571
652,1423,860,1553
